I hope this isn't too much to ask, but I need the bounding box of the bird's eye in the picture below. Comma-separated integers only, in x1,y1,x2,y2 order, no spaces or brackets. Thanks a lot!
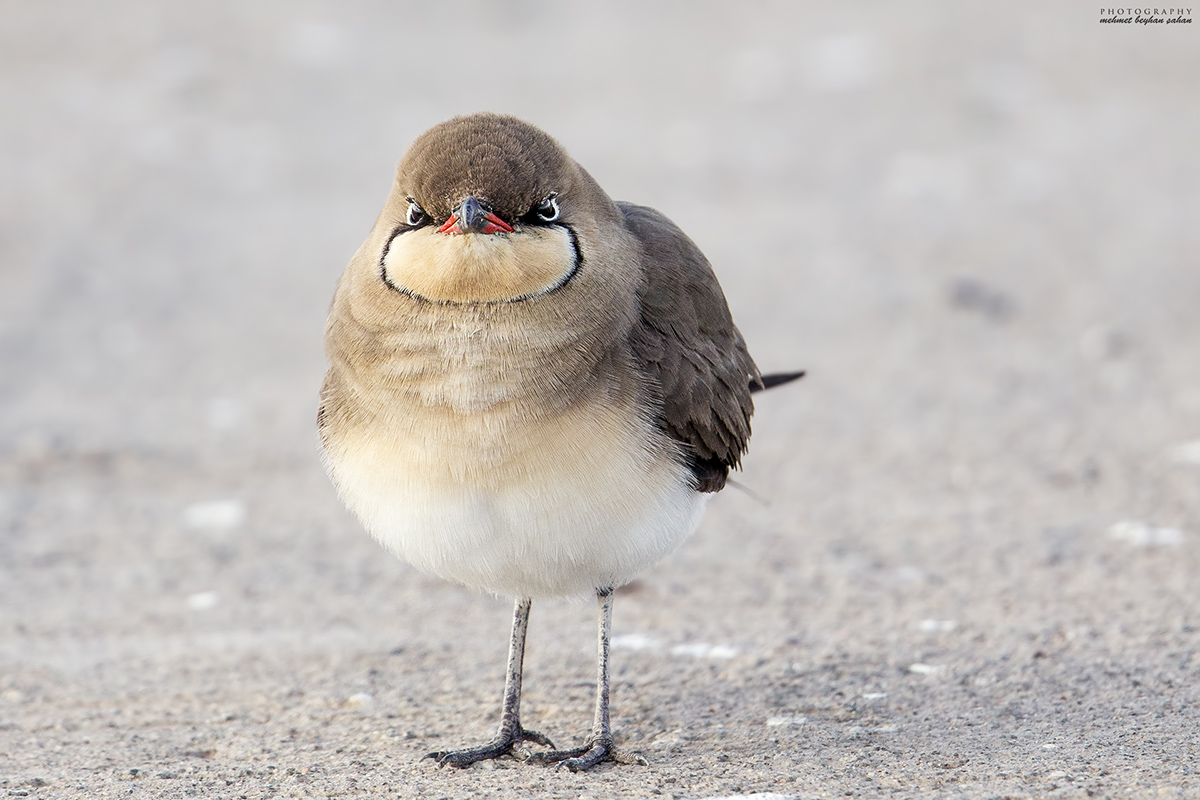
406,199,427,227
534,193,559,223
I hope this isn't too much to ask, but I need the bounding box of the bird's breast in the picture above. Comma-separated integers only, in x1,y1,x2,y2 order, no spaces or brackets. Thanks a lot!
320,366,701,598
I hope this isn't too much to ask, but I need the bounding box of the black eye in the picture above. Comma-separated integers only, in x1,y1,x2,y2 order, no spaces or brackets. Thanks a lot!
406,199,427,227
534,193,559,223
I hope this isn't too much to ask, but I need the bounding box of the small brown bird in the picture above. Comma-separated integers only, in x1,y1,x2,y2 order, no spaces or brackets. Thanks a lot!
319,113,801,771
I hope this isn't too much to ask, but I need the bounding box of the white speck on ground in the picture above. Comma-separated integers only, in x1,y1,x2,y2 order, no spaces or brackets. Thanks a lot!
909,663,945,675
765,716,807,727
346,692,373,707
918,618,957,632
862,692,888,701
610,633,661,650
671,643,739,659
185,591,219,611
182,499,246,531
1108,520,1184,547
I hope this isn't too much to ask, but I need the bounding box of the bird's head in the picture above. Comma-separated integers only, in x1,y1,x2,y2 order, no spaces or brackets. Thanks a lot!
378,113,608,305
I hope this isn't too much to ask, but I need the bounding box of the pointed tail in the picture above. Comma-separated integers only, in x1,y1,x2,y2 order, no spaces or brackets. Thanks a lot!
751,370,806,393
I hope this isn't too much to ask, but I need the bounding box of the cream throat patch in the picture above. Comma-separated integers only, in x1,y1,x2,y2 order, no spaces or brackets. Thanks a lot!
380,225,578,304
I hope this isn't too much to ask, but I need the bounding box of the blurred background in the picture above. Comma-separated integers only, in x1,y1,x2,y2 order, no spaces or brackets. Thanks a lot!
1,2,1198,797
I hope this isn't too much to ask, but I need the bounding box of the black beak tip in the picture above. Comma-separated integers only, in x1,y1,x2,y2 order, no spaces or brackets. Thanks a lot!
457,196,485,231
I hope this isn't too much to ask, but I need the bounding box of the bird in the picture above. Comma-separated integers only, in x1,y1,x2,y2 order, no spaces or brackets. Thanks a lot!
318,113,802,772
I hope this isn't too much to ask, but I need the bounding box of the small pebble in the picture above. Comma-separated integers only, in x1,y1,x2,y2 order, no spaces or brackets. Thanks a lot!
918,619,956,633
766,716,807,727
610,633,661,650
1108,520,1183,548
670,643,739,659
908,663,943,675
182,499,246,531
862,692,888,701
1041,743,1058,750
186,591,219,611
346,692,374,707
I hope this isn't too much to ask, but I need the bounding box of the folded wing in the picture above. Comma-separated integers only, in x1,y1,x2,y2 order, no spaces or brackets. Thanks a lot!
621,202,760,493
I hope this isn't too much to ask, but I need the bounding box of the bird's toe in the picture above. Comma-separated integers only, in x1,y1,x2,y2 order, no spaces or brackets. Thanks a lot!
423,727,555,768
519,728,555,749
533,737,646,772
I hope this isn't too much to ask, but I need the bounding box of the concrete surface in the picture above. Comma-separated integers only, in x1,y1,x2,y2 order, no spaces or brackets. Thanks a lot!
2,2,1199,798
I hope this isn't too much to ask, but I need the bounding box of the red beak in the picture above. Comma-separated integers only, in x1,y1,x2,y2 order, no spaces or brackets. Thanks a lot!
438,197,514,235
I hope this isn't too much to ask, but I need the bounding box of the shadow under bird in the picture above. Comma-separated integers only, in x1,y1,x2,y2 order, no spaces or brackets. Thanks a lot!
318,113,803,771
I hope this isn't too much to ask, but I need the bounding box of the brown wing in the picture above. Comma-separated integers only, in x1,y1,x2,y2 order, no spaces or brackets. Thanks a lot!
620,202,760,493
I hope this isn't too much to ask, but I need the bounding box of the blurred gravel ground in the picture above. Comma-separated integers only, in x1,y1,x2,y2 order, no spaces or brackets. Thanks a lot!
2,2,1199,798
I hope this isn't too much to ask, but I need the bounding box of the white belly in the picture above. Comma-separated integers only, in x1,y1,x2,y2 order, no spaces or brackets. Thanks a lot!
322,399,707,598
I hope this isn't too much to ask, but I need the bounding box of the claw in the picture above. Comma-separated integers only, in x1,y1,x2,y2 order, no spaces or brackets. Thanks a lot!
421,727,554,768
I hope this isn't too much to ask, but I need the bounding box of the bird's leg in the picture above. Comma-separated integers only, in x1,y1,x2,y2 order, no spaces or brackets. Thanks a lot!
424,597,554,767
532,588,647,772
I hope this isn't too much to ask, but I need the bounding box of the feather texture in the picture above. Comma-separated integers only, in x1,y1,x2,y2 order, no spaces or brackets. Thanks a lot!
622,203,759,492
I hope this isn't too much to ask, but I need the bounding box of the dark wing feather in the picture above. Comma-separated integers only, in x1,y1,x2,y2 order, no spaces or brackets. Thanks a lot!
620,202,760,493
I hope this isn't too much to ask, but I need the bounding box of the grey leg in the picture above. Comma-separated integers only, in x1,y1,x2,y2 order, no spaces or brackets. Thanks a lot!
424,597,554,767
533,589,647,772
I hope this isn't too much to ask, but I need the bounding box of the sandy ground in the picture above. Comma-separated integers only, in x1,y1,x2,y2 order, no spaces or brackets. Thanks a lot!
2,2,1199,798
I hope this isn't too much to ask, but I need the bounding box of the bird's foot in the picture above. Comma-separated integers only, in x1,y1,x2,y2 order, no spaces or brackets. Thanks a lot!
423,727,554,768
529,735,647,772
